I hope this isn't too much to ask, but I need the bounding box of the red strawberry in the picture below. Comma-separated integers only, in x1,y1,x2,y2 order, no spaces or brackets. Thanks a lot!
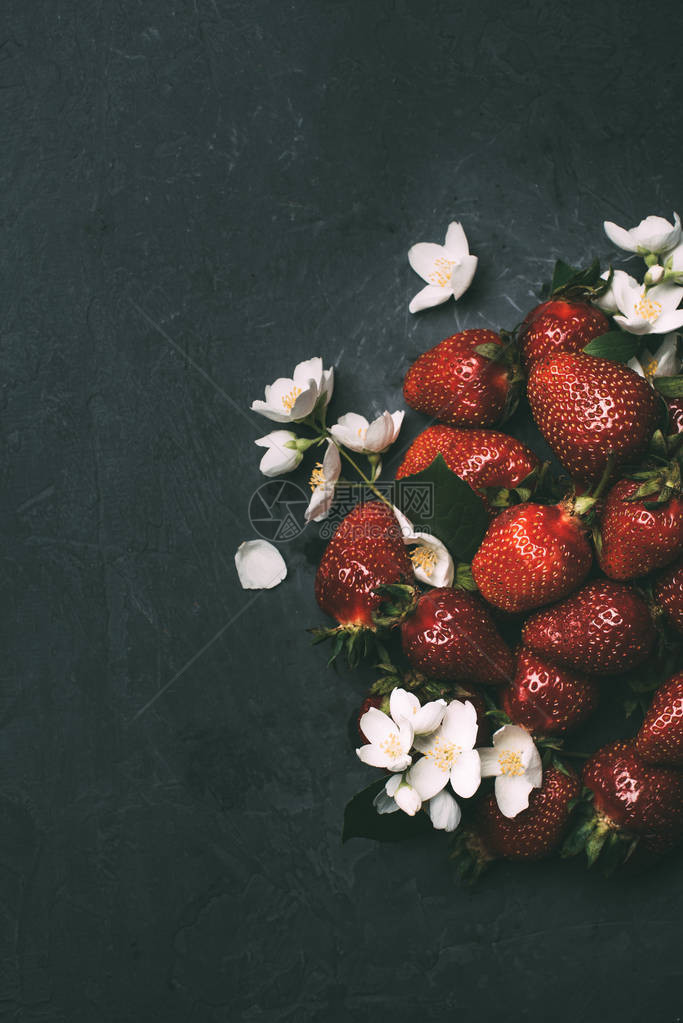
667,397,683,435
597,477,683,580
527,353,659,485
518,299,609,371
635,672,683,766
577,741,683,861
501,646,599,736
403,330,518,427
395,425,539,504
471,501,592,613
654,558,683,633
400,587,514,685
473,767,581,862
522,579,656,675
314,501,413,628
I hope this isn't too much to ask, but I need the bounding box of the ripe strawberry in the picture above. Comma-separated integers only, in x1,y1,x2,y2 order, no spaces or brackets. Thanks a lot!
597,478,683,580
501,646,599,736
314,501,413,628
635,672,683,766
400,587,514,686
527,353,659,484
654,558,683,633
474,767,581,862
395,425,539,504
403,330,518,427
522,579,656,675
471,501,592,613
576,741,683,861
518,299,609,371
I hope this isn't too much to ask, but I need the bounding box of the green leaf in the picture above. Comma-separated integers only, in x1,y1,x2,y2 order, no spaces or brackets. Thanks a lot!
551,258,602,296
655,375,683,398
474,342,503,361
397,454,489,562
582,331,641,363
342,780,432,843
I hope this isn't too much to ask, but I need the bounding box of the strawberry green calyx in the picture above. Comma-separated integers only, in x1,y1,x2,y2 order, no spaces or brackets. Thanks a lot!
371,583,419,628
561,790,639,874
548,259,611,302
309,623,383,669
450,826,495,884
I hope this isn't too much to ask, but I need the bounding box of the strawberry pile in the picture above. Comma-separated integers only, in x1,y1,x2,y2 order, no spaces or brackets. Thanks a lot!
311,249,683,879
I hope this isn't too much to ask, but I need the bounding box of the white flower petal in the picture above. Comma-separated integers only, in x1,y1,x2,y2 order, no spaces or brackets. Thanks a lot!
293,357,323,388
357,707,395,746
412,700,447,736
492,723,535,754
478,747,503,777
449,255,478,300
389,688,420,726
604,220,639,253
494,774,535,819
407,755,449,800
650,310,683,334
449,748,481,799
330,412,369,452
441,700,478,750
408,533,454,588
525,744,543,789
394,783,422,816
364,410,403,453
250,399,294,424
356,745,392,769
385,774,402,798
255,430,302,476
392,505,418,542
444,221,470,258
427,789,462,832
234,540,287,590
636,213,681,253
409,284,453,314
647,282,683,313
613,313,652,336
652,333,681,376
289,382,319,420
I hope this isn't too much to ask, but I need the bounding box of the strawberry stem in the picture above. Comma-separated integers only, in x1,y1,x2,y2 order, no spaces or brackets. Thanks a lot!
592,451,619,501
338,446,394,510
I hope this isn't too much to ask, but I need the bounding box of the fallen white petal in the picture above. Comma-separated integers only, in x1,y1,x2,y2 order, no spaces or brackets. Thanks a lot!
235,540,287,590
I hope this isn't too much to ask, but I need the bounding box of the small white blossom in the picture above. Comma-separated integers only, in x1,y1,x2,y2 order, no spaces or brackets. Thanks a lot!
251,357,334,423
604,212,681,255
356,707,414,773
393,507,454,587
389,687,447,736
408,700,481,802
602,271,683,336
330,410,404,455
254,430,302,477
408,221,478,313
478,724,542,819
627,334,681,384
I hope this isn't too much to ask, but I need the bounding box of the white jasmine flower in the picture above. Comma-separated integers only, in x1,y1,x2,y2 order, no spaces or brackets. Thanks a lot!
373,772,423,817
251,357,334,423
234,540,287,589
392,507,454,587
604,212,681,255
603,272,683,335
254,429,302,476
426,789,462,832
330,410,404,454
389,687,447,736
593,269,633,315
305,441,341,522
478,724,542,819
627,334,681,384
408,221,478,313
356,707,414,773
407,700,481,801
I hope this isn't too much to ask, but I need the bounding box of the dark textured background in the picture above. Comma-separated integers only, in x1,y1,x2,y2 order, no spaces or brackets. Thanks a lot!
3,1,683,1020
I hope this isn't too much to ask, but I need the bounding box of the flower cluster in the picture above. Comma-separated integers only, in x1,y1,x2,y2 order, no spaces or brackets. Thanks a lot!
357,689,543,830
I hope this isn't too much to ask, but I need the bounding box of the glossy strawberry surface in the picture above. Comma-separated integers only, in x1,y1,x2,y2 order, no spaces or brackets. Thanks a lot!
522,579,656,675
401,587,514,685
314,501,413,627
471,502,592,613
501,646,599,736
403,330,512,427
583,741,683,853
518,299,609,370
636,672,683,766
654,558,683,633
476,767,580,860
527,353,659,484
597,478,683,580
395,426,539,497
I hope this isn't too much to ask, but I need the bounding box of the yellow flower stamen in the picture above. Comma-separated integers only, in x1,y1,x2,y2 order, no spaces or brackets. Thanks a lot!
425,738,461,772
410,546,438,577
641,355,659,381
428,256,456,288
309,463,326,492
499,749,525,777
282,385,302,411
380,733,403,759
634,293,662,324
